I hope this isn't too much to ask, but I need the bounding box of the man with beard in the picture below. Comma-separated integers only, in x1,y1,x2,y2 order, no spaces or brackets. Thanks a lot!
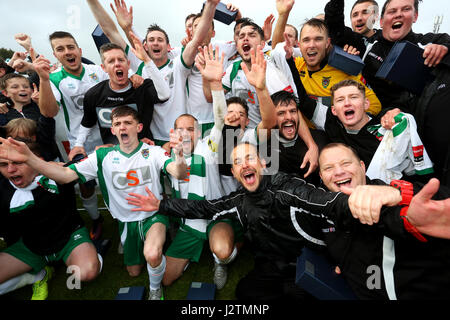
245,89,327,184
199,43,322,184
38,31,110,240
126,140,450,300
204,21,320,178
270,4,382,115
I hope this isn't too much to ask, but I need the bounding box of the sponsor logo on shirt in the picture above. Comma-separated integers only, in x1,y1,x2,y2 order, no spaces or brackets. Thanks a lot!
367,51,384,63
111,167,152,190
321,227,336,233
107,97,125,102
96,104,138,128
412,145,424,164
70,94,85,110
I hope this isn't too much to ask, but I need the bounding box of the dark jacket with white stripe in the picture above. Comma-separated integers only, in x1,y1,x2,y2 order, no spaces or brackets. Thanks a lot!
324,0,450,113
160,172,350,271
160,172,450,299
324,179,450,300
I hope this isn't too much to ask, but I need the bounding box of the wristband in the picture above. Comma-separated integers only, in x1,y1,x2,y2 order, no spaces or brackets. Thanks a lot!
390,180,413,206
399,206,427,242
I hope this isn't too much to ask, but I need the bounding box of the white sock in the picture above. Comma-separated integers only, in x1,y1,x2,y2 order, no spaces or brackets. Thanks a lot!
80,192,100,220
0,273,36,295
213,246,238,265
97,254,103,273
33,268,46,282
147,255,166,291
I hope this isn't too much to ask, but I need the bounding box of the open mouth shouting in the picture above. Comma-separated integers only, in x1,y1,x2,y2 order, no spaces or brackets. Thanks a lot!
120,133,130,144
10,175,25,187
334,178,352,191
115,69,126,81
242,44,251,53
306,50,319,61
150,47,163,59
344,109,355,120
242,169,257,186
17,92,30,100
281,120,297,138
65,56,77,67
240,43,252,58
355,22,366,31
392,21,404,30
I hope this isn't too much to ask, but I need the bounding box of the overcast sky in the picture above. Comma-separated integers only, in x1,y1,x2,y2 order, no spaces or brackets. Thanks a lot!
1,0,448,65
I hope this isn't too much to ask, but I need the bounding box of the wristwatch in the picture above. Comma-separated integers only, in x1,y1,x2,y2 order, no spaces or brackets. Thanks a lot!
390,180,414,206
390,180,427,242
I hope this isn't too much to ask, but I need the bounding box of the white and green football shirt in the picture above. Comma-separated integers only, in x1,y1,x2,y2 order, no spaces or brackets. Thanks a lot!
222,59,293,129
50,64,107,160
69,142,171,222
186,41,237,127
167,126,224,235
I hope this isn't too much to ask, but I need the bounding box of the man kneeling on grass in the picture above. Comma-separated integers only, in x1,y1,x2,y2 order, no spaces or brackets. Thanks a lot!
0,106,187,300
0,140,101,300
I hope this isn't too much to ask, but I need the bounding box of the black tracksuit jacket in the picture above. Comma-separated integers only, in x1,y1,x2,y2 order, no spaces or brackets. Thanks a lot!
324,0,450,113
159,172,450,299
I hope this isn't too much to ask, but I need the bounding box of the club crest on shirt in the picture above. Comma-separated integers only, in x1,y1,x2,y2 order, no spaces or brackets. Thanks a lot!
322,76,331,89
89,73,99,82
141,148,150,159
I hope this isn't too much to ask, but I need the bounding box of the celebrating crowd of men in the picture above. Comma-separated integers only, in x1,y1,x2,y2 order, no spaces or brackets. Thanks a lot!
0,0,450,301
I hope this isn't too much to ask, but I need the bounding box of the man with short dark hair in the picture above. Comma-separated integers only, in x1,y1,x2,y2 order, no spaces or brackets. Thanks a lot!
37,30,109,240
296,78,434,183
221,20,295,129
324,0,380,46
349,0,379,39
69,42,169,155
87,0,227,143
271,5,382,114
0,140,101,300
324,0,450,110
